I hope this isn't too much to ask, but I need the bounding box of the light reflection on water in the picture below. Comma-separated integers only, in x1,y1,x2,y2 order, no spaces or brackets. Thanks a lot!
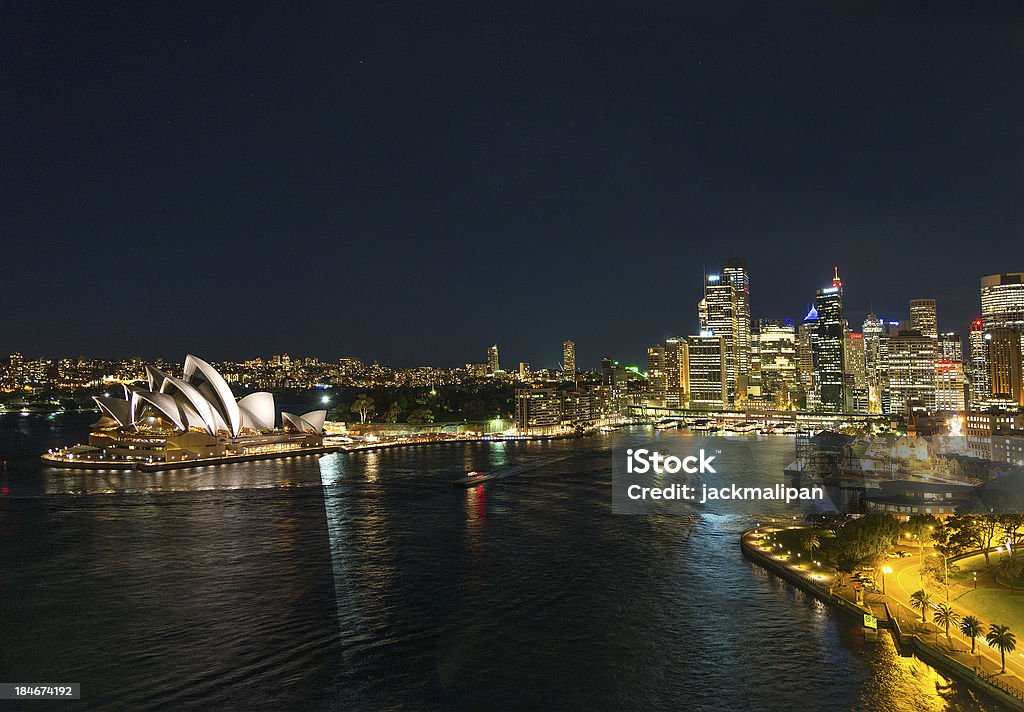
0,415,1012,710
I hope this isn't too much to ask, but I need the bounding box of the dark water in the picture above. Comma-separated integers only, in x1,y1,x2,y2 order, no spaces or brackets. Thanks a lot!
0,413,1008,711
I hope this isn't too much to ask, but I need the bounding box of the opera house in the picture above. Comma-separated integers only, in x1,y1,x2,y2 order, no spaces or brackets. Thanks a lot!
45,355,328,468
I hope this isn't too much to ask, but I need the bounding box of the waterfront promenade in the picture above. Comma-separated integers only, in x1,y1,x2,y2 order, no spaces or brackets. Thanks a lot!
742,525,1024,709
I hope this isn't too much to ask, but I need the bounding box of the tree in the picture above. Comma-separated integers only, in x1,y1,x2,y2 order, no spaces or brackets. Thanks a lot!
910,589,932,624
960,615,984,654
351,394,376,424
1001,554,1024,595
933,604,960,639
384,401,402,424
407,407,434,426
801,530,821,558
978,513,1003,566
986,624,1017,673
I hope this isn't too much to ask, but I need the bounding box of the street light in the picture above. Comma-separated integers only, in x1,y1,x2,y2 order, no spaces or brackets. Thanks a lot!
881,565,893,595
973,571,978,590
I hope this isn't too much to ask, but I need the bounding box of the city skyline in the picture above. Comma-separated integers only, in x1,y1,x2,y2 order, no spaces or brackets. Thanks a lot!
3,4,1023,364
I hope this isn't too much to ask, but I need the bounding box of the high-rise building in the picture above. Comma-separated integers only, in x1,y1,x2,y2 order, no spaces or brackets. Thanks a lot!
937,332,963,363
515,385,562,431
487,344,500,374
723,258,752,398
701,272,738,406
968,320,990,409
757,319,798,410
862,314,888,414
935,361,966,413
687,334,726,410
562,340,576,374
909,299,938,339
844,332,868,413
518,362,531,381
797,306,817,407
981,273,1024,331
646,345,666,405
989,327,1024,406
812,269,845,413
664,337,689,408
888,330,937,414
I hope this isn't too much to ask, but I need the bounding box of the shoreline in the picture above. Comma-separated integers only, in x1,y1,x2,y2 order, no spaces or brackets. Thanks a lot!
741,527,1024,710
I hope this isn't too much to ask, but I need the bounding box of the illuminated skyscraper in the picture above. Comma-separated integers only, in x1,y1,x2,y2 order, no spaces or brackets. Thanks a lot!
935,361,966,413
646,345,666,405
968,320,990,409
663,337,690,408
989,327,1024,406
909,299,938,339
723,258,752,397
700,272,738,405
937,332,963,363
981,273,1024,331
797,306,817,406
687,333,726,410
812,268,845,413
888,330,937,414
757,318,798,410
563,340,576,374
487,344,500,375
862,313,888,414
844,332,868,413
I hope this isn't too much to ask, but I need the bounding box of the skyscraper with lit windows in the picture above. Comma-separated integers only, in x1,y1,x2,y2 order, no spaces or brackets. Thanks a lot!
909,298,938,339
812,268,845,413
700,272,738,406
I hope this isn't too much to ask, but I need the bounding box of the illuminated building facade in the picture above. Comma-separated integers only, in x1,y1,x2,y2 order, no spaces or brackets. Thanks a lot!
563,340,576,374
687,333,726,410
812,269,845,413
969,320,990,409
989,327,1024,406
938,332,963,363
663,337,689,408
723,258,752,400
756,319,798,410
487,344,500,375
700,272,738,406
887,331,937,414
934,361,966,413
646,345,665,405
844,331,868,413
909,298,938,339
862,313,888,414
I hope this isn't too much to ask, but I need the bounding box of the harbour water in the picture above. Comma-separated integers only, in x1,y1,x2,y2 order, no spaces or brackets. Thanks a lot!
0,413,1007,710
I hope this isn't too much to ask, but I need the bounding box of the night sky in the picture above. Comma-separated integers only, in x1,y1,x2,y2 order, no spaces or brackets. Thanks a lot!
3,3,1022,368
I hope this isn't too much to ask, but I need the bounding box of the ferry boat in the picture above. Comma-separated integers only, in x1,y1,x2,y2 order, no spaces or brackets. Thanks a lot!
653,420,679,430
453,471,500,487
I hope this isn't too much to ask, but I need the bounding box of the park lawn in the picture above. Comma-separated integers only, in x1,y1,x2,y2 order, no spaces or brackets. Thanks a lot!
949,553,993,584
773,527,829,558
956,588,1024,636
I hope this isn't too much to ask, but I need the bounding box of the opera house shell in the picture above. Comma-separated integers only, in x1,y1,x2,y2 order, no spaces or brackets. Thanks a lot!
80,355,327,465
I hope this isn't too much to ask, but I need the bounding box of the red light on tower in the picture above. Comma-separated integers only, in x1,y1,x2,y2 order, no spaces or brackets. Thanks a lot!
832,265,842,289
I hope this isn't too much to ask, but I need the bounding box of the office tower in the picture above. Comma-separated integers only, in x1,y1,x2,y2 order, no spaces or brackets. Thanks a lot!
701,272,738,405
812,269,845,413
980,273,1024,331
723,258,752,395
518,362,531,381
563,340,576,374
797,306,817,405
487,344,500,374
687,334,726,410
757,319,798,410
909,299,938,339
646,345,666,404
844,332,868,413
934,361,966,413
862,314,888,414
989,327,1024,406
968,320,990,409
664,337,690,408
937,332,963,363
888,330,937,414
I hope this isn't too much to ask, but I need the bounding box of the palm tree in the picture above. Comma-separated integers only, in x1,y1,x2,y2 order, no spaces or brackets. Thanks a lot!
801,530,821,558
1001,555,1024,595
933,604,960,639
910,589,932,624
986,624,1017,673
960,615,984,654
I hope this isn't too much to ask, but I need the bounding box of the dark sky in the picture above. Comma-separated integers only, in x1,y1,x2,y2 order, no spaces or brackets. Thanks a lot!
3,3,1022,368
